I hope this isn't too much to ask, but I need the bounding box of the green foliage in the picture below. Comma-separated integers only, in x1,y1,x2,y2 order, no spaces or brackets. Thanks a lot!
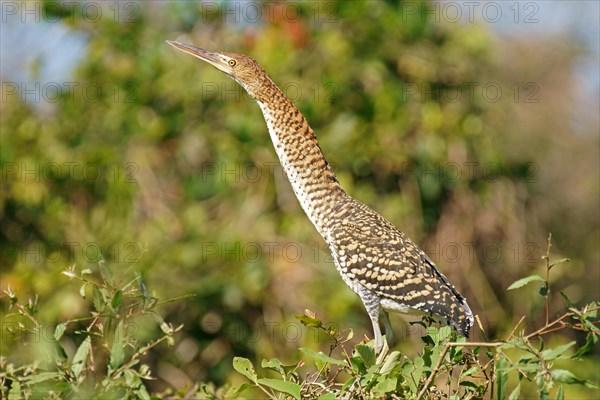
223,244,598,399
1,215,598,399
1,263,184,399
226,312,596,399
507,274,545,291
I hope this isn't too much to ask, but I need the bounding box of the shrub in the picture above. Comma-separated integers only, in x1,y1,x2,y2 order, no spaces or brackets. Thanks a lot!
1,235,597,399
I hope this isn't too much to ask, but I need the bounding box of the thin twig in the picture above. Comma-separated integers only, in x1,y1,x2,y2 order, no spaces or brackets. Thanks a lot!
110,324,184,380
416,343,451,400
525,306,600,340
416,341,504,400
506,315,526,341
526,311,574,340
496,349,531,386
447,341,503,347
544,233,553,327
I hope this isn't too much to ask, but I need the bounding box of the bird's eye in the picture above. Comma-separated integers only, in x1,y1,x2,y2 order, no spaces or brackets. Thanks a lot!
228,60,237,67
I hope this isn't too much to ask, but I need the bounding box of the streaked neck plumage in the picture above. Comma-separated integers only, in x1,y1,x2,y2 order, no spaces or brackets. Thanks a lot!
255,83,346,238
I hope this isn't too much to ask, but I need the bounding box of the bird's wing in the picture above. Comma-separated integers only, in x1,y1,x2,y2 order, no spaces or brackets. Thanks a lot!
327,199,473,336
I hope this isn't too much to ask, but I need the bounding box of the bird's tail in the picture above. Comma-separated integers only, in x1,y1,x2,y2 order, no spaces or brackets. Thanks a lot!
421,256,474,337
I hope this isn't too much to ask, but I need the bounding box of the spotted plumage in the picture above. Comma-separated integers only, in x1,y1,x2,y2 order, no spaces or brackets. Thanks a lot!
167,41,473,353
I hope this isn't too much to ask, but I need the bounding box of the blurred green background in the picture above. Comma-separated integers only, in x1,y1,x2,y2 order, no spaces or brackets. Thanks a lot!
1,0,598,395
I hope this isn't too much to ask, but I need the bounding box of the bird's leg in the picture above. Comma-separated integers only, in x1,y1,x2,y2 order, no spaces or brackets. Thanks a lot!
364,301,393,366
376,311,395,364
359,289,384,353
382,310,397,347
369,311,383,353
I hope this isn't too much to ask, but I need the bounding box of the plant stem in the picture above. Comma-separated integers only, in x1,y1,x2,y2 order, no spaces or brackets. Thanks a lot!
416,343,450,400
544,233,552,326
506,315,526,340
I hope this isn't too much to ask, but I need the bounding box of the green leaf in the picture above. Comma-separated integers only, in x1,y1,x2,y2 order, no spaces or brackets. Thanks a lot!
261,358,284,376
135,385,151,400
582,317,599,332
317,393,337,400
355,344,376,368
374,377,398,393
548,258,570,269
124,369,138,386
257,378,301,400
573,333,598,358
295,314,322,328
79,283,87,298
346,329,354,341
551,369,581,384
231,383,255,397
24,372,60,385
54,322,67,342
408,357,425,394
54,341,68,361
92,286,105,312
460,366,479,379
508,383,521,400
7,381,20,400
506,337,532,352
362,364,379,385
459,381,480,390
556,384,564,400
341,377,356,393
111,290,123,311
507,274,545,290
136,272,152,304
71,336,91,377
98,261,113,284
540,341,575,361
551,369,598,388
495,356,508,400
233,357,257,383
110,320,125,369
299,347,347,366
379,351,401,376
433,325,452,343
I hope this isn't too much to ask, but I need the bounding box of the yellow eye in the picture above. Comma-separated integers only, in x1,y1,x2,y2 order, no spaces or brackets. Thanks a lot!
228,59,237,67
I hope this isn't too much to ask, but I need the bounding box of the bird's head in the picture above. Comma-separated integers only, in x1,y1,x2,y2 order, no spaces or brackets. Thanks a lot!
166,40,273,101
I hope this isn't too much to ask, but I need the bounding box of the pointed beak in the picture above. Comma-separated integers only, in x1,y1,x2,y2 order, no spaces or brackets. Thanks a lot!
166,40,232,74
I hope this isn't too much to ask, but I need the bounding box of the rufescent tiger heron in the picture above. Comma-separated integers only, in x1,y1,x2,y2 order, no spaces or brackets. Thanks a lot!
167,40,473,357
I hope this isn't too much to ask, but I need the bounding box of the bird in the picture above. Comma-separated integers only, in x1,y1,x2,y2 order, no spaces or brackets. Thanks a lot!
166,40,473,354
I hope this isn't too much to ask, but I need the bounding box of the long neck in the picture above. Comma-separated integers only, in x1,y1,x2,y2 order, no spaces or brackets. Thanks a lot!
256,86,345,238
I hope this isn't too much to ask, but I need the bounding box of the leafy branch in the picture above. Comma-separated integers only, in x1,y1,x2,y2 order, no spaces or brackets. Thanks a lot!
1,262,187,400
229,234,598,399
